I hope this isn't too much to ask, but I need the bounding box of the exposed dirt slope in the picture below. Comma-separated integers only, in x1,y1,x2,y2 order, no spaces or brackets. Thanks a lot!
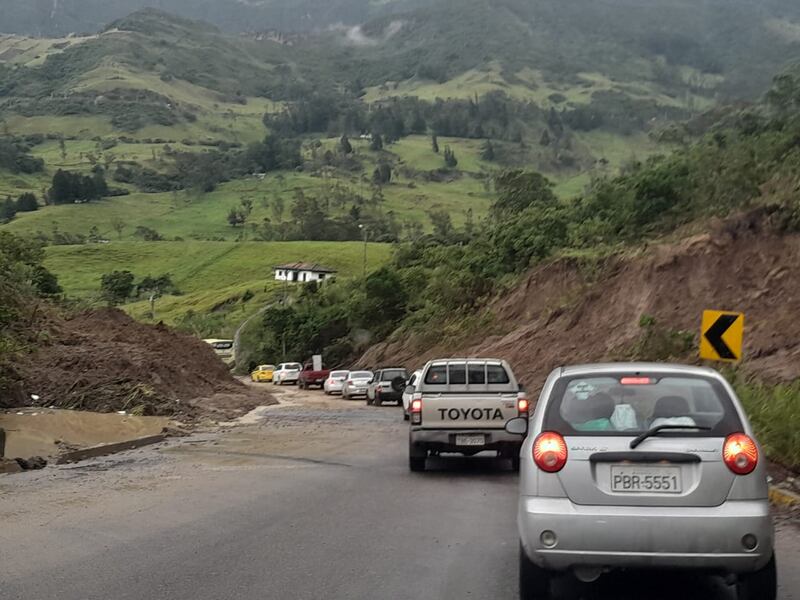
362,209,800,390
6,308,273,420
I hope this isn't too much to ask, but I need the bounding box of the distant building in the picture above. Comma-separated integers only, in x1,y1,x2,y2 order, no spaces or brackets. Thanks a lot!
274,263,337,283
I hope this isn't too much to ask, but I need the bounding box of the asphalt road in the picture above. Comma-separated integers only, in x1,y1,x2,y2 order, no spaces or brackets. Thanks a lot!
1,385,797,600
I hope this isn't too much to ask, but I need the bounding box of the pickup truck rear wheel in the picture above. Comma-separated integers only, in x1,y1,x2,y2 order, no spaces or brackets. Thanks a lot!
409,442,427,472
519,544,551,599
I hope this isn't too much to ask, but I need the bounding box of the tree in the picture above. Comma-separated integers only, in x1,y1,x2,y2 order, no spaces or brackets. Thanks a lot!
432,134,440,153
15,193,38,213
492,171,557,219
100,270,135,306
133,226,163,241
464,207,475,238
372,163,392,185
480,139,496,161
137,274,179,298
340,134,353,155
272,196,285,222
443,145,458,168
49,169,73,205
0,197,16,223
227,206,247,227
110,217,126,239
370,134,384,151
429,210,454,241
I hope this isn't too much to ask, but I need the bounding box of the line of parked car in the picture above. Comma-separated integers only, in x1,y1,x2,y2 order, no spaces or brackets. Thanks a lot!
250,362,422,414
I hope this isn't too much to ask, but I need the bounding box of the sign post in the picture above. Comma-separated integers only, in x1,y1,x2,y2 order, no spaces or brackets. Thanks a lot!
700,310,744,363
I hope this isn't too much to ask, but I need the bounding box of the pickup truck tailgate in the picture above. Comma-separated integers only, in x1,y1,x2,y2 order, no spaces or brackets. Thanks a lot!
421,393,519,429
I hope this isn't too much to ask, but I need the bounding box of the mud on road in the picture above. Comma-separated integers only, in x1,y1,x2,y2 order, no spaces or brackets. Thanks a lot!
0,383,798,600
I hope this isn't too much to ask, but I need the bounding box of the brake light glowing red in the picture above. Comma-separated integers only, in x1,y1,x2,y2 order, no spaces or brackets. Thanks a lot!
620,377,654,385
533,432,568,473
723,433,758,475
410,397,422,425
517,397,530,416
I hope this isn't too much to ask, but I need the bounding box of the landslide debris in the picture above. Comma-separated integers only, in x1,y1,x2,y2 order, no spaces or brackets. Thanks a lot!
6,307,272,420
362,208,800,387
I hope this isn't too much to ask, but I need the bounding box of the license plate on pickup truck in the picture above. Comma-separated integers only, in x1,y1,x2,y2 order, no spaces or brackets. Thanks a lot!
611,466,682,493
455,434,485,447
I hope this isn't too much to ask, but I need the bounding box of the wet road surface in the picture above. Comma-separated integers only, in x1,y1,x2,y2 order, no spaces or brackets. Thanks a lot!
1,384,797,599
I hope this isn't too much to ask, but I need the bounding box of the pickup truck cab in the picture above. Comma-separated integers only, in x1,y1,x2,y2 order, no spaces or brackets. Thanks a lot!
407,358,528,472
298,362,330,390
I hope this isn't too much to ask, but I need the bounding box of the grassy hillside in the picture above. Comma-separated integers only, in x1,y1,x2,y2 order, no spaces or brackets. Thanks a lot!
46,240,393,333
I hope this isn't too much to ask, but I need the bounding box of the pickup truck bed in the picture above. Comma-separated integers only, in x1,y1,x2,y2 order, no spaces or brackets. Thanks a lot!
298,364,330,389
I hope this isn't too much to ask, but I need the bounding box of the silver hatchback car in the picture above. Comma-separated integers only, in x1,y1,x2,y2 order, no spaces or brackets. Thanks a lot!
510,363,775,600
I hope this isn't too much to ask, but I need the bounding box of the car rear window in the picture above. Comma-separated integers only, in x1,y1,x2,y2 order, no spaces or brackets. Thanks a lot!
350,371,372,379
331,370,348,377
425,363,511,385
544,374,742,436
381,369,407,381
287,363,302,370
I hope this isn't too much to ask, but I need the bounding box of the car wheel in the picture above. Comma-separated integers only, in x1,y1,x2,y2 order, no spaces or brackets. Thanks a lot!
519,544,551,599
409,443,427,472
737,554,777,600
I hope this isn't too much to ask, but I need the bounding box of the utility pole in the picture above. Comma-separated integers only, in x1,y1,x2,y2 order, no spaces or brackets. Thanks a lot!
359,224,368,280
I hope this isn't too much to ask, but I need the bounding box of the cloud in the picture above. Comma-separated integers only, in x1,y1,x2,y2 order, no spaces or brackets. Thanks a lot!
330,19,405,47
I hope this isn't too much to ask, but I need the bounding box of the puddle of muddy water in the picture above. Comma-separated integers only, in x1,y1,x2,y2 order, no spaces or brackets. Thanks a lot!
0,409,169,459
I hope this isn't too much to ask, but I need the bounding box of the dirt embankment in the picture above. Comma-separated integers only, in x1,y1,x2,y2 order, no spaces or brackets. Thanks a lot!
362,210,800,389
5,307,273,421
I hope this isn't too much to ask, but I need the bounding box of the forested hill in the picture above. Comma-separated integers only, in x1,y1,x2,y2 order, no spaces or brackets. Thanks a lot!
2,0,800,100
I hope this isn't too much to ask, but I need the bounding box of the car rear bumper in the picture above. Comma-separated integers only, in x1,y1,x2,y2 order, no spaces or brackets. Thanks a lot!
518,497,773,573
411,428,523,451
344,387,367,396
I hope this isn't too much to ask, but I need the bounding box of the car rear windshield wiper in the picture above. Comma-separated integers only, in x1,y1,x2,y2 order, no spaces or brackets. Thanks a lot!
630,424,711,449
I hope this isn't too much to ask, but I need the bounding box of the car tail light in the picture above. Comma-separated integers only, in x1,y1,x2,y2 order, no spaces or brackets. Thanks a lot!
723,433,758,475
410,395,423,425
517,394,530,417
533,432,568,473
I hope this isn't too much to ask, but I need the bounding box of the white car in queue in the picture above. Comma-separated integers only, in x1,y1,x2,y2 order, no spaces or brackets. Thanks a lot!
341,371,373,399
273,362,302,385
402,369,423,421
510,363,775,600
324,370,349,395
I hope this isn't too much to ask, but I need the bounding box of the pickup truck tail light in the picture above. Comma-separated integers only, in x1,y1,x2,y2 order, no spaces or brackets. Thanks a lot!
533,432,568,473
723,433,758,475
410,395,423,425
517,394,530,417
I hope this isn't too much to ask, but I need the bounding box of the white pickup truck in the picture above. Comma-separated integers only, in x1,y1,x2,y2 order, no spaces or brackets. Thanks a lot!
407,358,529,472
